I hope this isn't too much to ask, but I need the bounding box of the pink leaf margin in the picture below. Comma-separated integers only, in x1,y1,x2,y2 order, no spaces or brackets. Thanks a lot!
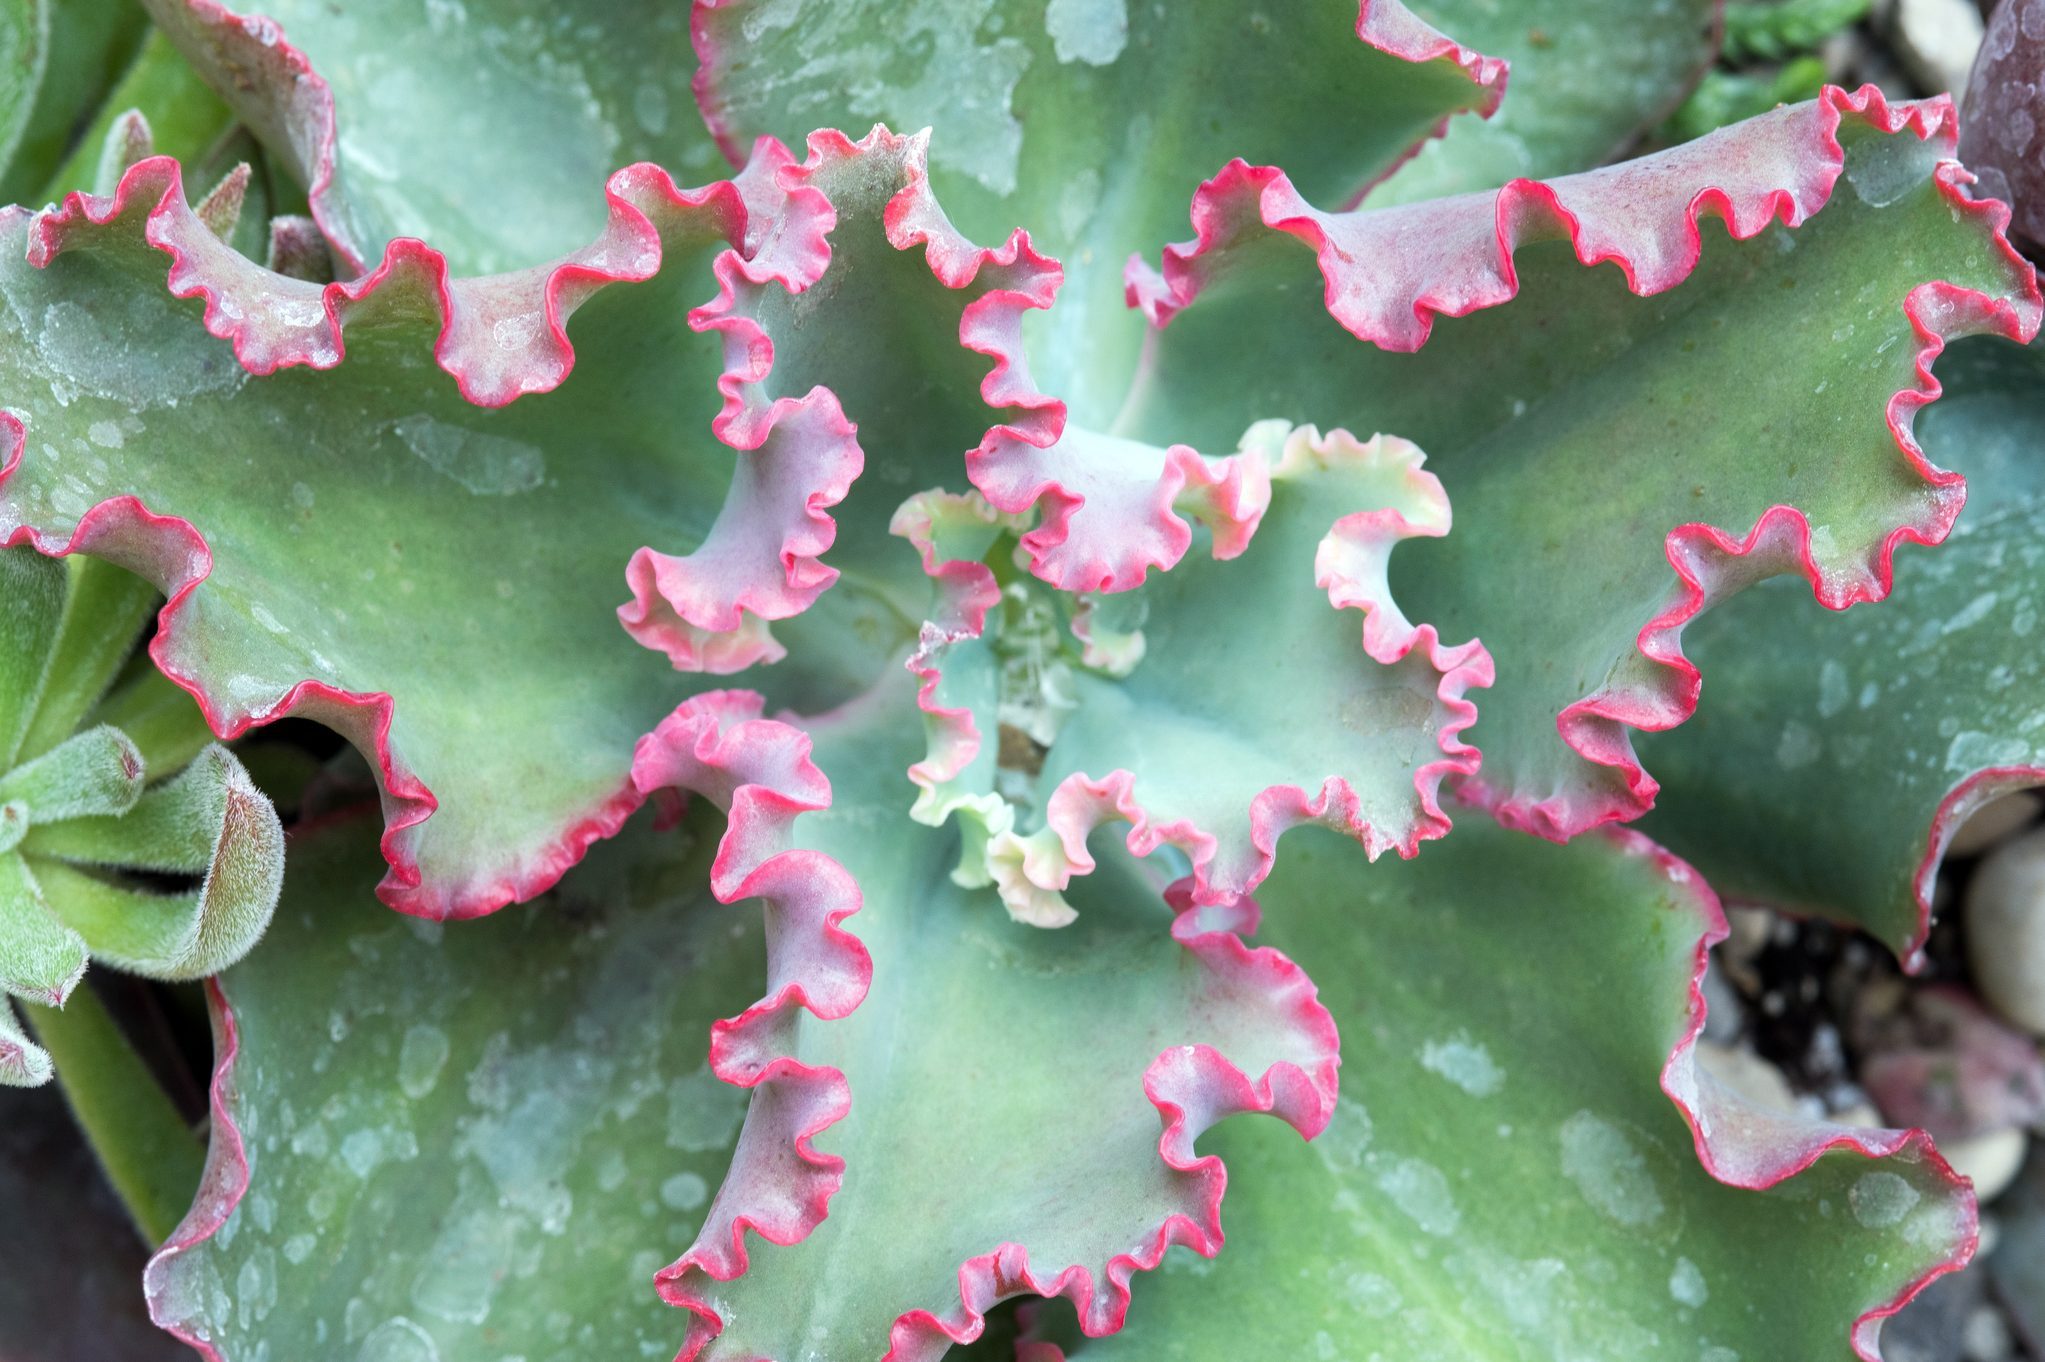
1642,824,1979,1362
635,690,872,1356
661,877,1340,1362
1128,86,2041,842
139,975,244,1360
687,0,1509,185
912,429,1494,909
0,137,855,917
620,120,1055,674
141,690,872,1361
1008,822,1978,1362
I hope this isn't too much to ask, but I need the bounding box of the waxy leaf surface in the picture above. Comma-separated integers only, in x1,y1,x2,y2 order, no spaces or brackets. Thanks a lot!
143,0,730,275
1048,820,1974,1362
659,672,1338,1362
145,807,760,1362
1112,91,2037,840
1372,0,1719,204
1642,333,2045,965
0,151,856,920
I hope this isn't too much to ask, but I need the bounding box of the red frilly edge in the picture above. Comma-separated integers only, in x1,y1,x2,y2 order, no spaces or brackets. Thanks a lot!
905,429,1493,913
141,691,872,1360
659,869,1340,1362
0,107,868,917
621,122,1063,674
1642,825,1979,1362
635,690,871,1352
688,0,1510,187
1119,85,2039,843
1010,823,1978,1362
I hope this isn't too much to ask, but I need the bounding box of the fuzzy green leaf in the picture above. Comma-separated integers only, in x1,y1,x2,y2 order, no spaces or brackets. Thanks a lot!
0,541,65,762
25,745,284,980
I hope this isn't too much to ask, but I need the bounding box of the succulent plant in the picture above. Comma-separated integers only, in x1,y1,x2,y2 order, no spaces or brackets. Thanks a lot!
5,2,2045,1361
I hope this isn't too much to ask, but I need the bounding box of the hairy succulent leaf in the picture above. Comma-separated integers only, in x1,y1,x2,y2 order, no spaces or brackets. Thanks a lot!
0,0,150,205
1029,820,1973,1362
1641,333,2045,966
0,546,281,1078
1102,88,2038,840
143,806,760,1362
657,672,1339,1362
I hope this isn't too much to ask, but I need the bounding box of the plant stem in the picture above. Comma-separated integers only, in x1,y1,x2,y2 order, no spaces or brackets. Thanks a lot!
23,985,205,1248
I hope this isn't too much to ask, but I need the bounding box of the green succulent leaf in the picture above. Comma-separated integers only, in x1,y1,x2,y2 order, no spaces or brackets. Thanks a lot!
692,0,1503,417
0,0,150,205
1372,0,1720,204
1102,90,2038,842
1042,820,1974,1362
1640,333,2045,966
655,672,1339,1362
140,0,731,275
0,542,284,1075
27,744,284,981
0,145,868,919
142,804,762,1361
15,554,160,765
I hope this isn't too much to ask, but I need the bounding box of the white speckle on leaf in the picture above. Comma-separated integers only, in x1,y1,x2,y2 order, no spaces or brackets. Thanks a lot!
1558,1111,1665,1227
1849,1171,1920,1228
659,1172,707,1212
1817,660,1849,718
354,1316,439,1362
1374,1156,1460,1236
1776,721,1821,769
1312,1095,1373,1171
391,414,545,496
1669,1256,1708,1307
1419,1032,1503,1096
1045,0,1127,64
398,1025,451,1100
86,420,123,448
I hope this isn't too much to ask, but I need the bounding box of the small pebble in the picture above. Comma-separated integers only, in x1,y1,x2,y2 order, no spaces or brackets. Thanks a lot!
1946,1126,2029,1205
1891,0,1987,98
1961,1302,2013,1360
1964,827,2045,1035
